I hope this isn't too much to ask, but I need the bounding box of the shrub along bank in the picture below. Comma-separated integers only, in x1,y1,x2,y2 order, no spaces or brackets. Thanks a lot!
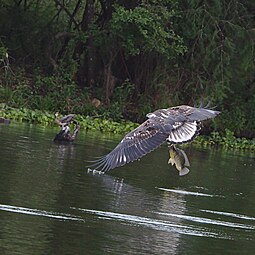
1,104,254,150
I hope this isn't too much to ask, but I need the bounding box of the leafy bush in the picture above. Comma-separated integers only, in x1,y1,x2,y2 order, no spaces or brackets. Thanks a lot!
194,129,255,150
0,103,139,133
109,4,187,57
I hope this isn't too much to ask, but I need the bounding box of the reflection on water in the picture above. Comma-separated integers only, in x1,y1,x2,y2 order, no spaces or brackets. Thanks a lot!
83,173,186,255
0,123,255,255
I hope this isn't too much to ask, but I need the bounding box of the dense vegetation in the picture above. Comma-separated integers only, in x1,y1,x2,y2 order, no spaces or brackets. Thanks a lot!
1,103,254,150
0,0,254,138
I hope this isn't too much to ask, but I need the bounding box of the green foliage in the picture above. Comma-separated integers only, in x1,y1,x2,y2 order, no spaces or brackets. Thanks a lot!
0,44,8,65
170,0,255,131
2,103,254,150
109,3,187,57
0,65,93,114
0,103,139,133
104,80,135,120
112,79,135,103
0,39,10,77
0,0,66,66
219,103,246,132
246,95,255,131
194,129,255,150
0,104,55,125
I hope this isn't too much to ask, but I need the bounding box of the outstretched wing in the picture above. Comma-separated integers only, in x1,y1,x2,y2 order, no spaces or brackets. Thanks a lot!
149,105,220,144
59,114,75,124
176,105,220,122
90,118,170,173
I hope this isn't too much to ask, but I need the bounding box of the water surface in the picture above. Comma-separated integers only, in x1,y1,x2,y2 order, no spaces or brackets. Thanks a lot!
0,123,254,254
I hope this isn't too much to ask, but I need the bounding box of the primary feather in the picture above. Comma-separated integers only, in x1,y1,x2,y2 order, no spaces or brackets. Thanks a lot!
90,105,220,172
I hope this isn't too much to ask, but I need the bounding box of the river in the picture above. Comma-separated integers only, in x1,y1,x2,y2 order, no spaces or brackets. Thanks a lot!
0,123,254,254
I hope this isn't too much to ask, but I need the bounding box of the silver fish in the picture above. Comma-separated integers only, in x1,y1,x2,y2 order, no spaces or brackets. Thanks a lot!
168,145,190,176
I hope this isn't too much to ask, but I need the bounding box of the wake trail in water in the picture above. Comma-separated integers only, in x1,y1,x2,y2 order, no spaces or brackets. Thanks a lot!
155,212,255,230
156,187,224,197
201,209,255,221
0,204,84,222
71,207,231,240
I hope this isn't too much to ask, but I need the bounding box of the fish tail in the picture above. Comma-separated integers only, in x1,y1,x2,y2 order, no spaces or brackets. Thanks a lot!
179,167,190,176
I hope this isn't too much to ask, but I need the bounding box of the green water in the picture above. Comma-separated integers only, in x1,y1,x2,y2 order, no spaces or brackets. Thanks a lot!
0,123,255,255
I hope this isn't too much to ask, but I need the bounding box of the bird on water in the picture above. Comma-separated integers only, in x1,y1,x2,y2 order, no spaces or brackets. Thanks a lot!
90,104,220,173
54,113,80,142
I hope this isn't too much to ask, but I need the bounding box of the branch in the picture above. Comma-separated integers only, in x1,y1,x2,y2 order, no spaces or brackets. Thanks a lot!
68,0,82,30
45,32,75,68
53,0,80,30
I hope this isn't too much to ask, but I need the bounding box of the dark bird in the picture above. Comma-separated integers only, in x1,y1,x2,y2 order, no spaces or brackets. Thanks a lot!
54,113,80,143
90,105,220,173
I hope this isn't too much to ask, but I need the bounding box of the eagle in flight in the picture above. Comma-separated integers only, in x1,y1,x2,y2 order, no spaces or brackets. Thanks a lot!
90,105,220,173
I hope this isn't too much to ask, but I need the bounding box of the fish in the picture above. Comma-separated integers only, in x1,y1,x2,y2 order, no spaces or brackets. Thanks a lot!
168,145,190,176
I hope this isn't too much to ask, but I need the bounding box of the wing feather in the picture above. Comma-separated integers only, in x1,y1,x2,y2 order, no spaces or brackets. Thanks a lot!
90,119,169,172
125,146,134,163
167,121,200,144
149,105,220,124
168,105,220,122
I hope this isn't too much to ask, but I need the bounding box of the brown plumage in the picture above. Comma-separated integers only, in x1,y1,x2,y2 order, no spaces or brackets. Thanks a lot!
90,105,220,173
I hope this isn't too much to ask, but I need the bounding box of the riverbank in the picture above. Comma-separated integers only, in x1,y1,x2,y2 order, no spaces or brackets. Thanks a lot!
1,103,254,150
0,103,139,134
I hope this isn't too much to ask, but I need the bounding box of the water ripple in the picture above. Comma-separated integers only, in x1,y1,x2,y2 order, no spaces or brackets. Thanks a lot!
155,212,255,230
201,209,255,221
156,187,223,197
0,204,84,222
72,207,231,239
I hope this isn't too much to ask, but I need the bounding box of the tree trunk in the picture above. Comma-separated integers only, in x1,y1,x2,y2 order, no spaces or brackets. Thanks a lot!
104,53,117,105
74,0,95,88
83,0,95,88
